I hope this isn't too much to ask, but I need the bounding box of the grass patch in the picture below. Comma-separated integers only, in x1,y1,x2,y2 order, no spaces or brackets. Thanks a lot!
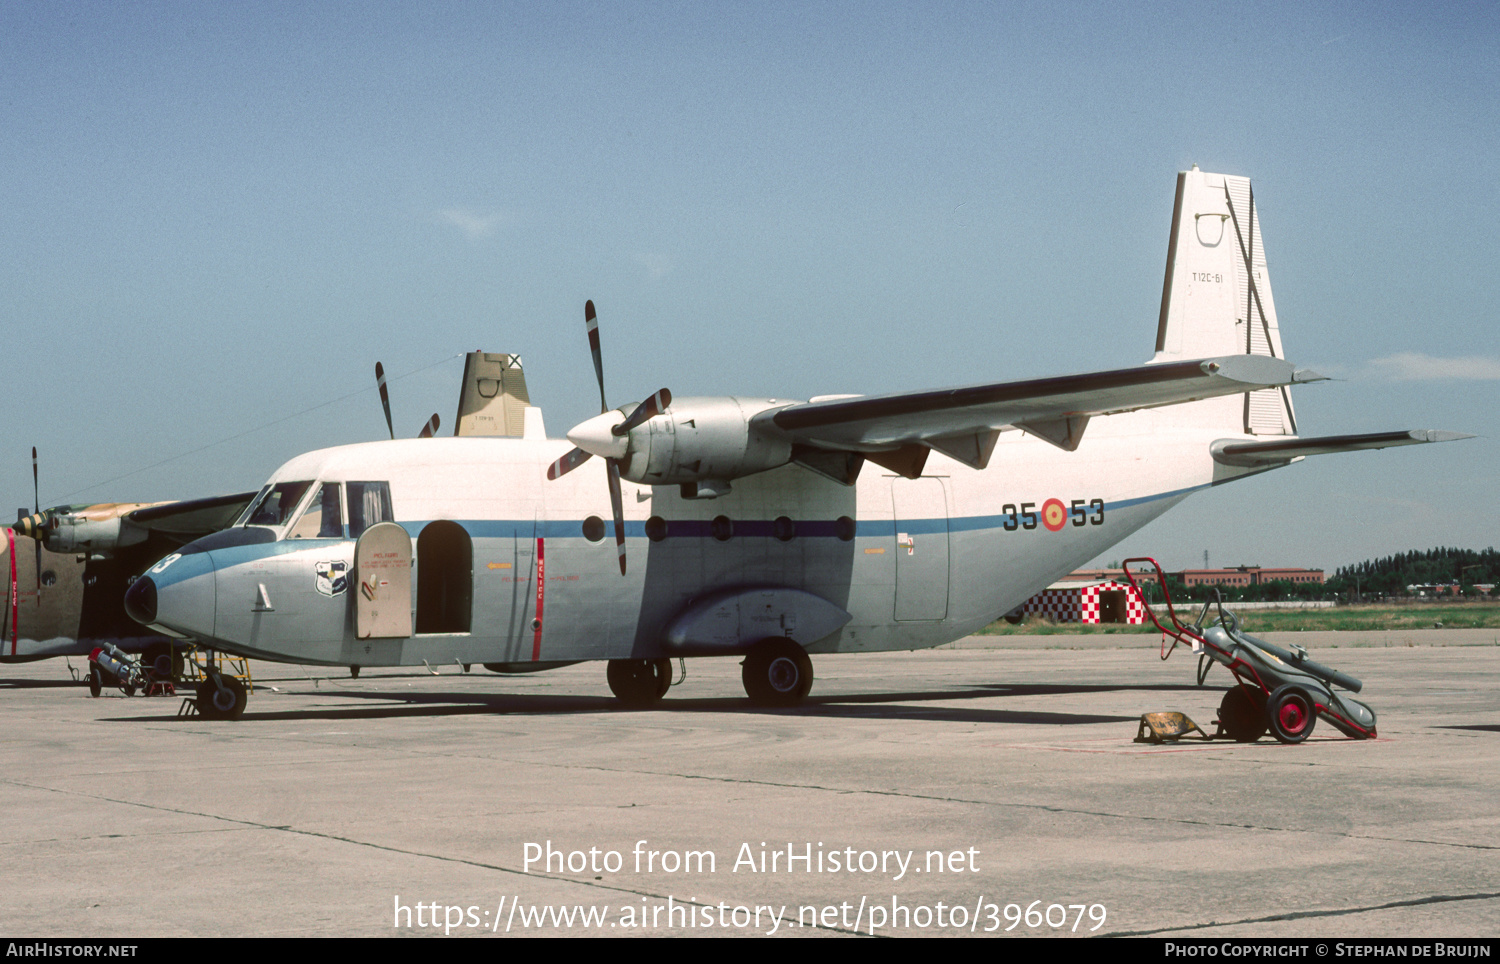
978,604,1500,635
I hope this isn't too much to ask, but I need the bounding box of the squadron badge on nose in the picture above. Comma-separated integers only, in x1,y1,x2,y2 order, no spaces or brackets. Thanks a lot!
315,561,349,596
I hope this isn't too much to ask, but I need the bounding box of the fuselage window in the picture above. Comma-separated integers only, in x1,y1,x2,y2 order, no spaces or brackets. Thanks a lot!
645,516,667,542
244,481,314,528
288,483,344,540
347,482,394,538
582,516,605,542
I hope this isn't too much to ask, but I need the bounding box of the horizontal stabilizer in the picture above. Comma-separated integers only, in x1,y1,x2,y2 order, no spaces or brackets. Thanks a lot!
1212,430,1474,467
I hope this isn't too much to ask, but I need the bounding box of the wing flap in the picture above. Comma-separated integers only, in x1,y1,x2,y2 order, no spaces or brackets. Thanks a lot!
1211,430,1474,467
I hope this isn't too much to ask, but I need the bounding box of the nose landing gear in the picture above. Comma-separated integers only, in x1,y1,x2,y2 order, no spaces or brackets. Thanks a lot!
195,674,248,720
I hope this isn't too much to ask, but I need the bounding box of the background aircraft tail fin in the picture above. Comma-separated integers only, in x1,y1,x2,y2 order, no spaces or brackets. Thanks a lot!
1151,167,1296,435
454,352,530,437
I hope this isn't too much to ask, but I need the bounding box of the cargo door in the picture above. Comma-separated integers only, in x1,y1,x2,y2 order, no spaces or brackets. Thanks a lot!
355,521,412,638
891,477,949,620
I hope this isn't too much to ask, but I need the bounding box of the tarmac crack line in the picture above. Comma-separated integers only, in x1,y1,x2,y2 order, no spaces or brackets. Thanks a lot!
1101,890,1500,937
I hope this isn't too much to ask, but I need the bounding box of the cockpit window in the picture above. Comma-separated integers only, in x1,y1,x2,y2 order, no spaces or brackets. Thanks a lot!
288,483,344,540
243,481,314,528
233,485,272,527
347,482,394,538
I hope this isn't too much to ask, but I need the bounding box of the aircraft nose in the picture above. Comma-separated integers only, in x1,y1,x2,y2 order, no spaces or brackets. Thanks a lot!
124,575,157,625
125,549,217,640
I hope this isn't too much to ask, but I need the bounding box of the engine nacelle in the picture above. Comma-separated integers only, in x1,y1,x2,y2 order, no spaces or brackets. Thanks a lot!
617,397,794,490
24,504,155,554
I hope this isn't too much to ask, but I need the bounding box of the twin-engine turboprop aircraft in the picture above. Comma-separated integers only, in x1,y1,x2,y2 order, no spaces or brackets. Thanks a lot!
125,169,1469,718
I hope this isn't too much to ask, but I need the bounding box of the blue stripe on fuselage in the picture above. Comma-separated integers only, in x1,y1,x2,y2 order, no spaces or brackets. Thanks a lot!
185,483,1206,569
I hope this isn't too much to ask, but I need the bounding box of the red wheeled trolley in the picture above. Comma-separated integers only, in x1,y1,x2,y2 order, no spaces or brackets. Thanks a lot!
1123,558,1377,743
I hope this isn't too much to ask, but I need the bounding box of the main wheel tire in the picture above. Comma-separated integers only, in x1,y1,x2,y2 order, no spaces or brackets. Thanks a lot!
195,676,247,720
742,639,813,706
1218,685,1268,742
1267,685,1317,744
606,658,672,707
88,666,103,698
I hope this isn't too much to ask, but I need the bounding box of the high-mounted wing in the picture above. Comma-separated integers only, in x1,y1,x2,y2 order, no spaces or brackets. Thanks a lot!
556,350,1318,493
762,354,1314,463
121,491,259,544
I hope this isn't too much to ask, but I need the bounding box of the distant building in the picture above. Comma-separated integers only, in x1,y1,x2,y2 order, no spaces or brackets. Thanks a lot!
1407,583,1463,596
1176,566,1324,587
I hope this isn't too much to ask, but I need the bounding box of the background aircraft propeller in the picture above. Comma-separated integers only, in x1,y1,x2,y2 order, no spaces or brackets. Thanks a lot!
376,362,395,440
546,300,671,575
31,447,42,586
376,360,443,440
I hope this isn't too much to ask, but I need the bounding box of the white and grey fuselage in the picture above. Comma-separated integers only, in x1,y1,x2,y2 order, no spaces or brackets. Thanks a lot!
128,403,1264,668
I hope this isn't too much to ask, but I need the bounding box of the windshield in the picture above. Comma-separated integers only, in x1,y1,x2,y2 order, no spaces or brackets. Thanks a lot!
241,481,314,529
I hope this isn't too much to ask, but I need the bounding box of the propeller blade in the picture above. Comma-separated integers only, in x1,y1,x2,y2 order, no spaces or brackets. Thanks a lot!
376,363,395,440
546,447,594,481
607,459,626,575
31,446,40,588
417,414,441,439
585,300,608,414
615,388,672,437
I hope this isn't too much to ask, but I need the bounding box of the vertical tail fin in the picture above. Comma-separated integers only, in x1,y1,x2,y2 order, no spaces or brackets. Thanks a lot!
1152,167,1296,435
453,352,531,437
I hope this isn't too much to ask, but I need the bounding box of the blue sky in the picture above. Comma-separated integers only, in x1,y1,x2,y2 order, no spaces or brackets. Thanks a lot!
2,2,1495,573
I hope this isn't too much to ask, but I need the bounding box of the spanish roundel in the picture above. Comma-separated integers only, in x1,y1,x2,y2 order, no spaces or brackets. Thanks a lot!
1041,498,1067,532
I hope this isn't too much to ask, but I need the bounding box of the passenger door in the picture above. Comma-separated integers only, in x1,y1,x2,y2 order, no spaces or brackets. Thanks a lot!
354,521,412,638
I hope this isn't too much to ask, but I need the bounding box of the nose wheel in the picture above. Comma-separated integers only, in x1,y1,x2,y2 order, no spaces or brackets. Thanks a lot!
195,675,247,720
742,638,813,706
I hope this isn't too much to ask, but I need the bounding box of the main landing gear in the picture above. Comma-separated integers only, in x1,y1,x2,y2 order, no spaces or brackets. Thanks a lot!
741,638,814,707
606,658,672,707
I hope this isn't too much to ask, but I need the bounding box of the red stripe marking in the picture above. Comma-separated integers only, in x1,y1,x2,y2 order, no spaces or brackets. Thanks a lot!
531,537,545,660
6,528,16,656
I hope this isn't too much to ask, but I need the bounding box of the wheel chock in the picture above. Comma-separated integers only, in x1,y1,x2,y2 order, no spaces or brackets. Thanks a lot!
176,698,199,718
1134,712,1211,744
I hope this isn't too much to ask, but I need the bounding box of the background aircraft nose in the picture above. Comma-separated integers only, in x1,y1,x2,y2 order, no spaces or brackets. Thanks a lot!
124,575,157,625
